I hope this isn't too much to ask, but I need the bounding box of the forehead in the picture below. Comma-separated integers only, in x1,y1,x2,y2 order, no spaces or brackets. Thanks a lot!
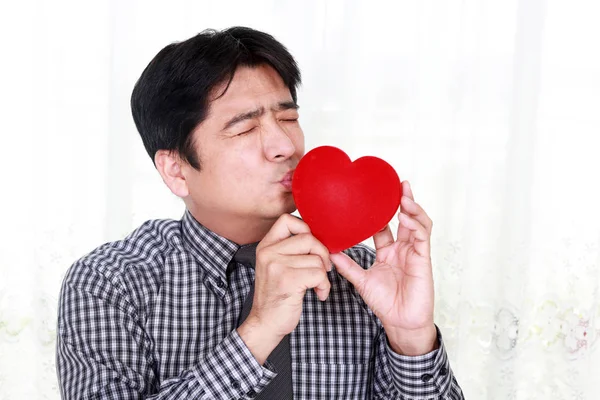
208,64,293,117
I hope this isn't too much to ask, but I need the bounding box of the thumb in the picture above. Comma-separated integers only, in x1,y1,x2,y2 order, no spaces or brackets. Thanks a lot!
330,252,367,291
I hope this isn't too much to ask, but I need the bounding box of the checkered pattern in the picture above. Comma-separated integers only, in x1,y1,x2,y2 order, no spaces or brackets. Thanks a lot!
57,209,464,399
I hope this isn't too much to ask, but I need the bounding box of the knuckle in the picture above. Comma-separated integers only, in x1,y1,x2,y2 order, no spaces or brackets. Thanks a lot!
311,239,328,255
274,214,291,229
320,269,329,280
298,232,312,242
264,259,281,276
255,250,269,266
308,254,322,266
273,215,285,228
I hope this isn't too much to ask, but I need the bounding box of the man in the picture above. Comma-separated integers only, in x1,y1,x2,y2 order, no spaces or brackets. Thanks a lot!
57,26,464,399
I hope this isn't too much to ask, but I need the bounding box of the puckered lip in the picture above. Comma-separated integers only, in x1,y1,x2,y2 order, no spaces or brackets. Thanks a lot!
279,169,295,183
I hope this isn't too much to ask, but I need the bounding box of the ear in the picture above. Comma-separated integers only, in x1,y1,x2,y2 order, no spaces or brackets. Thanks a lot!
155,150,190,198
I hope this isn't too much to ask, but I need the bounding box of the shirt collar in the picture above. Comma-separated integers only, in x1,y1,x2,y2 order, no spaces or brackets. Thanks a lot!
181,209,240,283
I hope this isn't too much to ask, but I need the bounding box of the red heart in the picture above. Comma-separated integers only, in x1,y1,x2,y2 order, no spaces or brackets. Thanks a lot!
292,146,402,253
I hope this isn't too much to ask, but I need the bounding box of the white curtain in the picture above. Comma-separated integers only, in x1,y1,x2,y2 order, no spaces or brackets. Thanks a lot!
1,0,599,398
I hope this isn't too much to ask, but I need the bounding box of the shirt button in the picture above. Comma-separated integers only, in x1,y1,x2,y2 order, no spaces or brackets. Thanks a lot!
247,389,257,398
217,279,225,288
231,379,240,389
440,367,448,376
421,373,433,382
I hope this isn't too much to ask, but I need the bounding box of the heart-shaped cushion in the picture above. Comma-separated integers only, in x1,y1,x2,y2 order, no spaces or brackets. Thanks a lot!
292,146,402,253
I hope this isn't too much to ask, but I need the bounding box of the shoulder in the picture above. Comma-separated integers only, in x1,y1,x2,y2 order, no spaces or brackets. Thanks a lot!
60,217,184,303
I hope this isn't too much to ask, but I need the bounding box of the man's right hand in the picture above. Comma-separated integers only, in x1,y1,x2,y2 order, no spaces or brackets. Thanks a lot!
236,214,331,364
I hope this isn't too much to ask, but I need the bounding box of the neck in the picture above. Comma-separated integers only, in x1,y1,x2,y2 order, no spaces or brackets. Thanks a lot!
186,205,278,245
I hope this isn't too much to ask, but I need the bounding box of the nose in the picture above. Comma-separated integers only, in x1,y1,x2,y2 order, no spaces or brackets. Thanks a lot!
261,120,296,162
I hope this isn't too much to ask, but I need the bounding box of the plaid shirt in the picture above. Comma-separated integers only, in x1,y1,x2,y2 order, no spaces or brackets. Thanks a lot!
57,209,464,399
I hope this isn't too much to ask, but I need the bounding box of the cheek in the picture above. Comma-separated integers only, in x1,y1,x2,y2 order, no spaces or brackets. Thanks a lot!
231,163,255,185
219,147,262,184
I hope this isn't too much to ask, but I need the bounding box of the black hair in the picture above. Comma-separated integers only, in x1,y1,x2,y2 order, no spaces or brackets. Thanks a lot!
131,26,301,170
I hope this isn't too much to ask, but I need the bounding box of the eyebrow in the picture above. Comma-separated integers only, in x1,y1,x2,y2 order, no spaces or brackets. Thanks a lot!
222,101,299,131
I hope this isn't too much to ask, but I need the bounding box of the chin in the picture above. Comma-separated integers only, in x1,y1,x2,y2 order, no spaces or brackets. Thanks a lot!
284,203,297,215
283,195,297,214
260,198,297,220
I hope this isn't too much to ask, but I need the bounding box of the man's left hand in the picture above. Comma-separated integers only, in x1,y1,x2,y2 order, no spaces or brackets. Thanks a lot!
330,180,438,356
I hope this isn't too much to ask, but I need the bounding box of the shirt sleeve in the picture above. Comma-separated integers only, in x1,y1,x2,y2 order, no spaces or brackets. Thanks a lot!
56,261,276,400
371,324,465,399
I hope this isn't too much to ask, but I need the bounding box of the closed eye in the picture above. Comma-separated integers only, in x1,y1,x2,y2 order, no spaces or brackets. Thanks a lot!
237,126,257,136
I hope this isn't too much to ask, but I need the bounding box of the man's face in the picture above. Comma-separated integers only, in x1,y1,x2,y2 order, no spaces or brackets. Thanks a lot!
183,64,305,223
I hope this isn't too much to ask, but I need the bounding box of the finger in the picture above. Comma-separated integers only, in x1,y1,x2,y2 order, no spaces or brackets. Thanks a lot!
400,196,433,234
397,204,412,243
292,267,331,301
276,254,327,270
398,212,431,257
330,252,367,292
397,181,415,242
402,180,414,201
260,214,311,248
272,233,331,271
373,224,395,251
